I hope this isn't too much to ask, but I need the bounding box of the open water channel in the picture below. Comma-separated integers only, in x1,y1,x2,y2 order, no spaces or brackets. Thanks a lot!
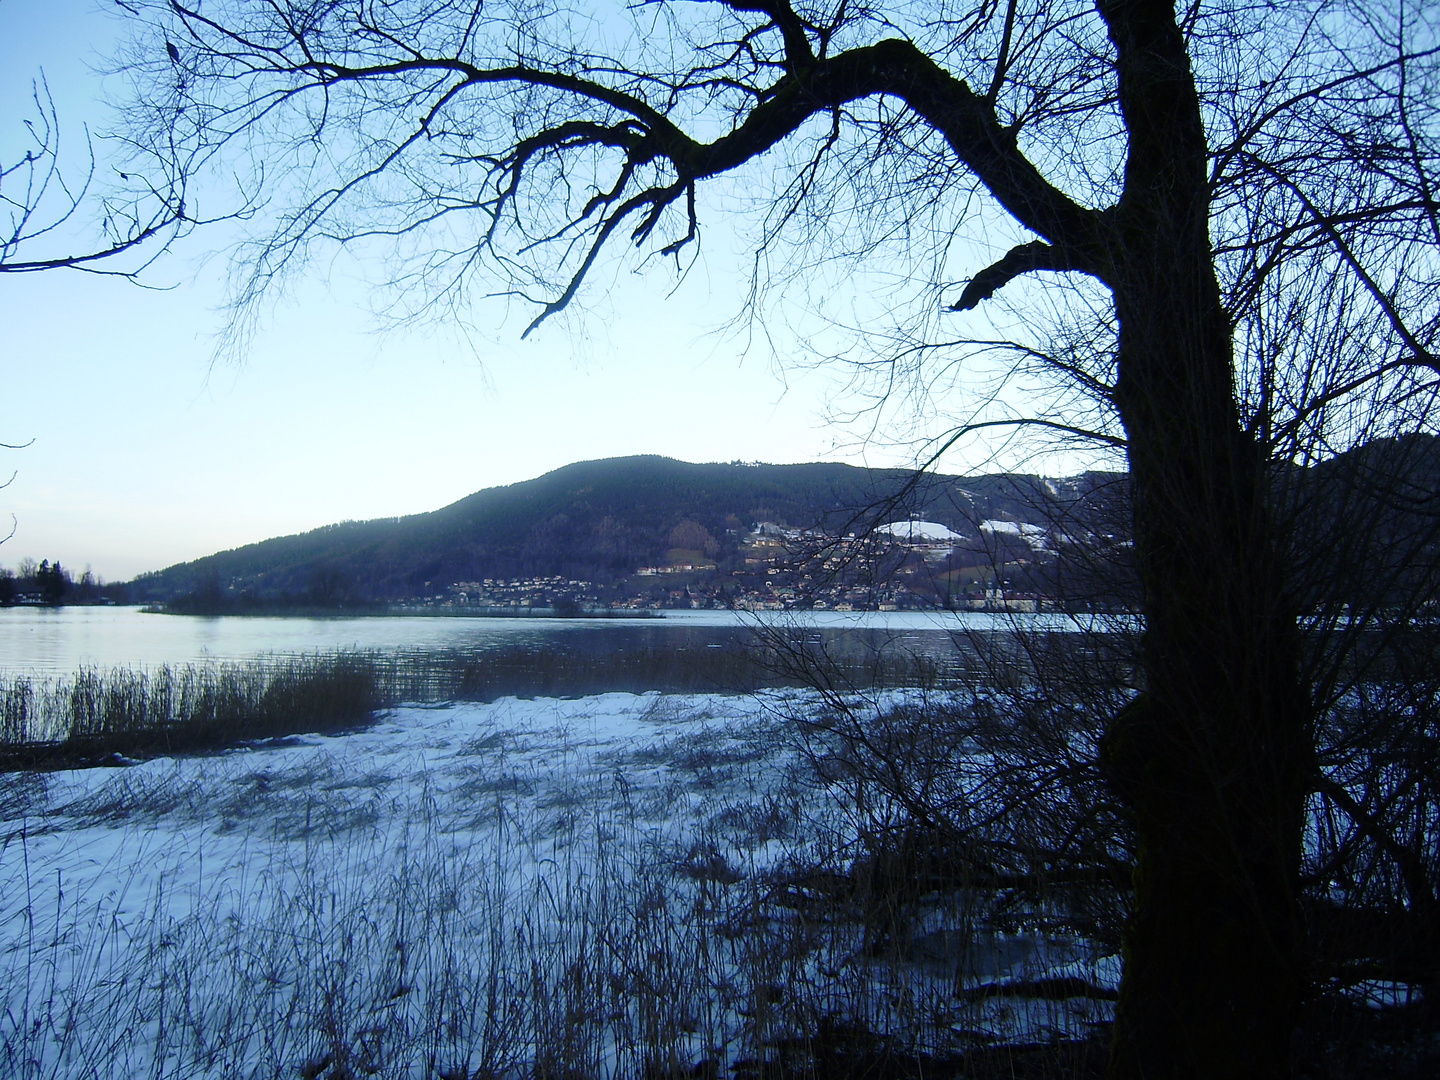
0,604,1092,678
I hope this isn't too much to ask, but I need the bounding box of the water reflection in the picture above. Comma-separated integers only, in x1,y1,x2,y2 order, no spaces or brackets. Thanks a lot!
0,605,1113,679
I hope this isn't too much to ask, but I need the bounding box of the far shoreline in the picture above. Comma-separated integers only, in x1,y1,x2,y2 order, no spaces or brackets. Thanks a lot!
138,604,667,620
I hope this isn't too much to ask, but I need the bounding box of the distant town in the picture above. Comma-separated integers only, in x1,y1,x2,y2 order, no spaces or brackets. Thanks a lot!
424,519,1056,614
4,454,1143,615
0,515,1094,614
0,512,1108,615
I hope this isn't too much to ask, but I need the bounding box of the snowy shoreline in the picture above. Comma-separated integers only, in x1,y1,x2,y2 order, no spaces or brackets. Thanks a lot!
2,690,1114,1078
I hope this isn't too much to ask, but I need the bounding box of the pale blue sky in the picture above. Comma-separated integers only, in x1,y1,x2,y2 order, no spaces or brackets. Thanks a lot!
0,1,1077,581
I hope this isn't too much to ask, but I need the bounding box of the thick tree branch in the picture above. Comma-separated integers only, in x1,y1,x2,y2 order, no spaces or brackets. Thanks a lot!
170,5,1112,295
949,239,1091,311
437,35,1102,260
0,210,188,274
722,1,816,67
1096,0,1211,227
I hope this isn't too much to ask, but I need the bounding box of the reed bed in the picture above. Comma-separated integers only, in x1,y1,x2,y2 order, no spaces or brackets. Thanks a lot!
0,656,384,768
0,640,956,770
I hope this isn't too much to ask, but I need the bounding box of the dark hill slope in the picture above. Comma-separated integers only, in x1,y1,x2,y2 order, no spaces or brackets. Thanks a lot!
131,456,1117,603
1282,433,1440,613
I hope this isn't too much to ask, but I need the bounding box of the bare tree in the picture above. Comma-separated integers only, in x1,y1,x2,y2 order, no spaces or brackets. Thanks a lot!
1,62,219,550
0,437,25,549
1,78,193,275
111,2,1440,1076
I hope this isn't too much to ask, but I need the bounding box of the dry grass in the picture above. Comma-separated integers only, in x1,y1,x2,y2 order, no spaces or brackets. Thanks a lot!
0,640,958,771
0,655,383,769
0,692,1115,1080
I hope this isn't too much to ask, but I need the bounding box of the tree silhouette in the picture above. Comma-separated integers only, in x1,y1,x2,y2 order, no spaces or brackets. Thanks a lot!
113,2,1440,1075
1,79,192,276
35,559,69,605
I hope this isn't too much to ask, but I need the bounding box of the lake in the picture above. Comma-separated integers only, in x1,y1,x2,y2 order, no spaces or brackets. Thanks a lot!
0,609,1125,1075
0,605,1098,677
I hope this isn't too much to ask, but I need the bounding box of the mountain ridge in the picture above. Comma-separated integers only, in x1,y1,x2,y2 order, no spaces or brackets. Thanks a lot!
127,436,1440,612
131,454,1126,605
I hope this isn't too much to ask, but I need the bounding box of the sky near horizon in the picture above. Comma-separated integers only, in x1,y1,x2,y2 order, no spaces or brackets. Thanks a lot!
0,1,1077,582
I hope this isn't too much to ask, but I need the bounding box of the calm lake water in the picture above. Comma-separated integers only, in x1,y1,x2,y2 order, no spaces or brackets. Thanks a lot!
0,606,1097,678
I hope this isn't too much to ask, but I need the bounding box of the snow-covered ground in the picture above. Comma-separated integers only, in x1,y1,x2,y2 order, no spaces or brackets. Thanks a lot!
877,521,963,543
979,519,1050,550
1,691,1114,1079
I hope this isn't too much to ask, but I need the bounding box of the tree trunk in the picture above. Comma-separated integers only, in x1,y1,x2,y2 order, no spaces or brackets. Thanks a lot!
1104,276,1311,1080
1096,4,1312,1077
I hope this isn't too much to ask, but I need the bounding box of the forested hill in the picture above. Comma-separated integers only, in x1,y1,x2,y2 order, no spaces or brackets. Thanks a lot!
128,455,1124,604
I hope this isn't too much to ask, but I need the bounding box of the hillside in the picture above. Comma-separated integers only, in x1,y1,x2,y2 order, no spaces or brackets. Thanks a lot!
129,455,1127,606
125,436,1440,613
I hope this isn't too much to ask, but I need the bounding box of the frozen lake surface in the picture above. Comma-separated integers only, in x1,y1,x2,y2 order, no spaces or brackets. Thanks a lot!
1,689,1115,1078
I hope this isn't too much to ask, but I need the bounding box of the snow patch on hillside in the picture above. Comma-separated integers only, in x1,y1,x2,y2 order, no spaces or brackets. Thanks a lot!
879,520,962,542
980,519,1050,549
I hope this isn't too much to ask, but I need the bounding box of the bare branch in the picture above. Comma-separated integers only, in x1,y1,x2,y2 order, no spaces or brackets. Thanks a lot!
1247,154,1440,374
1,77,193,277
948,239,1091,311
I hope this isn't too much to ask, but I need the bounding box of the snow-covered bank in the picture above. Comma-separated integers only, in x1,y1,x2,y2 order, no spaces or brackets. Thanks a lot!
1,692,1114,1078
